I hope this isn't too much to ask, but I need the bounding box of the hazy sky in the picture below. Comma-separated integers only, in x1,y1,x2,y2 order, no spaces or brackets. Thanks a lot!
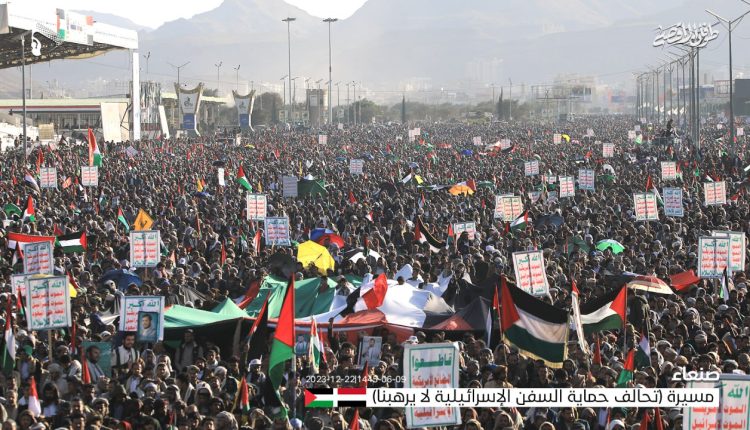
21,0,368,28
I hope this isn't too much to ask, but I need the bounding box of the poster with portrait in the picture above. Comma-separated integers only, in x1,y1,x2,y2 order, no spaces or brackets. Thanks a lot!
119,296,165,341
136,311,160,343
82,341,112,378
358,336,383,368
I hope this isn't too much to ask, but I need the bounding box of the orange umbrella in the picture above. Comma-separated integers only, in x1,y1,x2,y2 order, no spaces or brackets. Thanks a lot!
449,184,474,196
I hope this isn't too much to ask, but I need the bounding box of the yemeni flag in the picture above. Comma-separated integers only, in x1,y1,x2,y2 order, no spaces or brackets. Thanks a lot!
237,166,252,191
352,273,389,312
27,376,41,416
247,297,269,361
7,232,55,250
636,329,651,369
236,377,250,414
500,279,569,367
415,217,446,252
88,128,102,167
24,173,40,193
268,277,295,396
2,302,15,375
308,319,322,374
117,208,130,232
580,285,627,335
305,388,367,408
616,349,635,387
55,231,87,253
510,211,530,232
253,230,262,256
23,196,35,223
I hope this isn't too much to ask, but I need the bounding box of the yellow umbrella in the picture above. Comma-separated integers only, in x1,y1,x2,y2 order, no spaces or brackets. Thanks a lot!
449,184,474,195
297,241,335,275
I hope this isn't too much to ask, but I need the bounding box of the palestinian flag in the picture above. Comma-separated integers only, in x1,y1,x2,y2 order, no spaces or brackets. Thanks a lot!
636,329,651,369
500,279,569,367
27,376,41,416
308,319,322,374
580,285,627,335
304,388,367,408
236,377,250,414
237,165,252,191
2,302,15,375
88,128,102,166
645,175,663,206
415,217,446,253
247,296,269,361
268,278,295,397
55,231,87,253
23,196,35,223
616,349,635,387
7,232,55,250
3,203,21,217
24,174,40,193
117,208,130,232
510,211,530,232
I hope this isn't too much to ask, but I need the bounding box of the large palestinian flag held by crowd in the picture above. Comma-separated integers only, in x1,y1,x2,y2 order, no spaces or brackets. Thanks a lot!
580,285,627,335
500,279,569,367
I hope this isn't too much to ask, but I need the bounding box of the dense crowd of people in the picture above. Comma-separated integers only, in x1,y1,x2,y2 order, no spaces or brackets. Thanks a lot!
0,115,749,430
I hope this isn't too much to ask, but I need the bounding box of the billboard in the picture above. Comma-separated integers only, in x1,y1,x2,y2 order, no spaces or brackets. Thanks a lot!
232,90,256,130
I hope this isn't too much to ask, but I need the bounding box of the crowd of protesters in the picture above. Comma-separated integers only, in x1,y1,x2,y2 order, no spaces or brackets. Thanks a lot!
0,115,749,430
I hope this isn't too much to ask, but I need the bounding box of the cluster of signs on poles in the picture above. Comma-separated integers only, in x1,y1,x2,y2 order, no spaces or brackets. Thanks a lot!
35,166,100,189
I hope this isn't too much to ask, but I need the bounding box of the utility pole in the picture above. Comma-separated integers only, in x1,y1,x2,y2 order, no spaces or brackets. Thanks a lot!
233,65,241,91
282,17,296,122
508,78,513,120
346,82,350,124
143,51,151,76
215,61,222,93
323,18,338,125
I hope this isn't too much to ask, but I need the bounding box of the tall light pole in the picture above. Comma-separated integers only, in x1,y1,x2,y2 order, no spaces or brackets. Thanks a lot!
280,75,287,110
335,81,341,115
315,79,323,127
143,51,151,76
214,61,223,93
346,82,350,124
323,18,338,125
291,76,300,121
282,17,296,120
168,61,191,89
351,81,357,125
233,65,241,91
508,78,513,120
707,8,750,148
21,33,27,159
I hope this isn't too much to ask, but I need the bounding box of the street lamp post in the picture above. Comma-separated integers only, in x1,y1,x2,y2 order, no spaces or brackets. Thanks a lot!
168,61,191,90
508,78,513,120
21,34,27,159
215,61,223,93
707,7,750,148
280,76,287,110
323,18,338,125
351,81,357,125
233,65,241,91
315,79,323,127
143,51,151,76
346,82,350,124
282,17,296,121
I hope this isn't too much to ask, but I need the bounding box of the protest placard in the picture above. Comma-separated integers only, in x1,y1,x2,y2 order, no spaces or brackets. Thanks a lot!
26,276,70,330
493,194,510,219
602,142,614,158
265,217,291,246
282,175,298,198
661,161,677,180
586,128,594,137
627,130,636,140
663,187,684,217
452,222,476,240
737,127,745,136
246,194,267,221
578,169,595,191
404,343,461,428
512,251,549,296
82,341,112,378
524,160,539,176
472,136,482,146
717,377,750,429
23,241,54,275
129,230,161,268
712,231,746,274
39,167,57,189
528,191,542,204
500,139,511,150
633,193,658,221
119,295,165,341
318,134,327,145
217,168,225,186
81,166,99,187
358,336,383,368
500,195,523,222
559,176,576,198
704,181,726,206
349,159,364,175
698,236,730,279
553,133,562,144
